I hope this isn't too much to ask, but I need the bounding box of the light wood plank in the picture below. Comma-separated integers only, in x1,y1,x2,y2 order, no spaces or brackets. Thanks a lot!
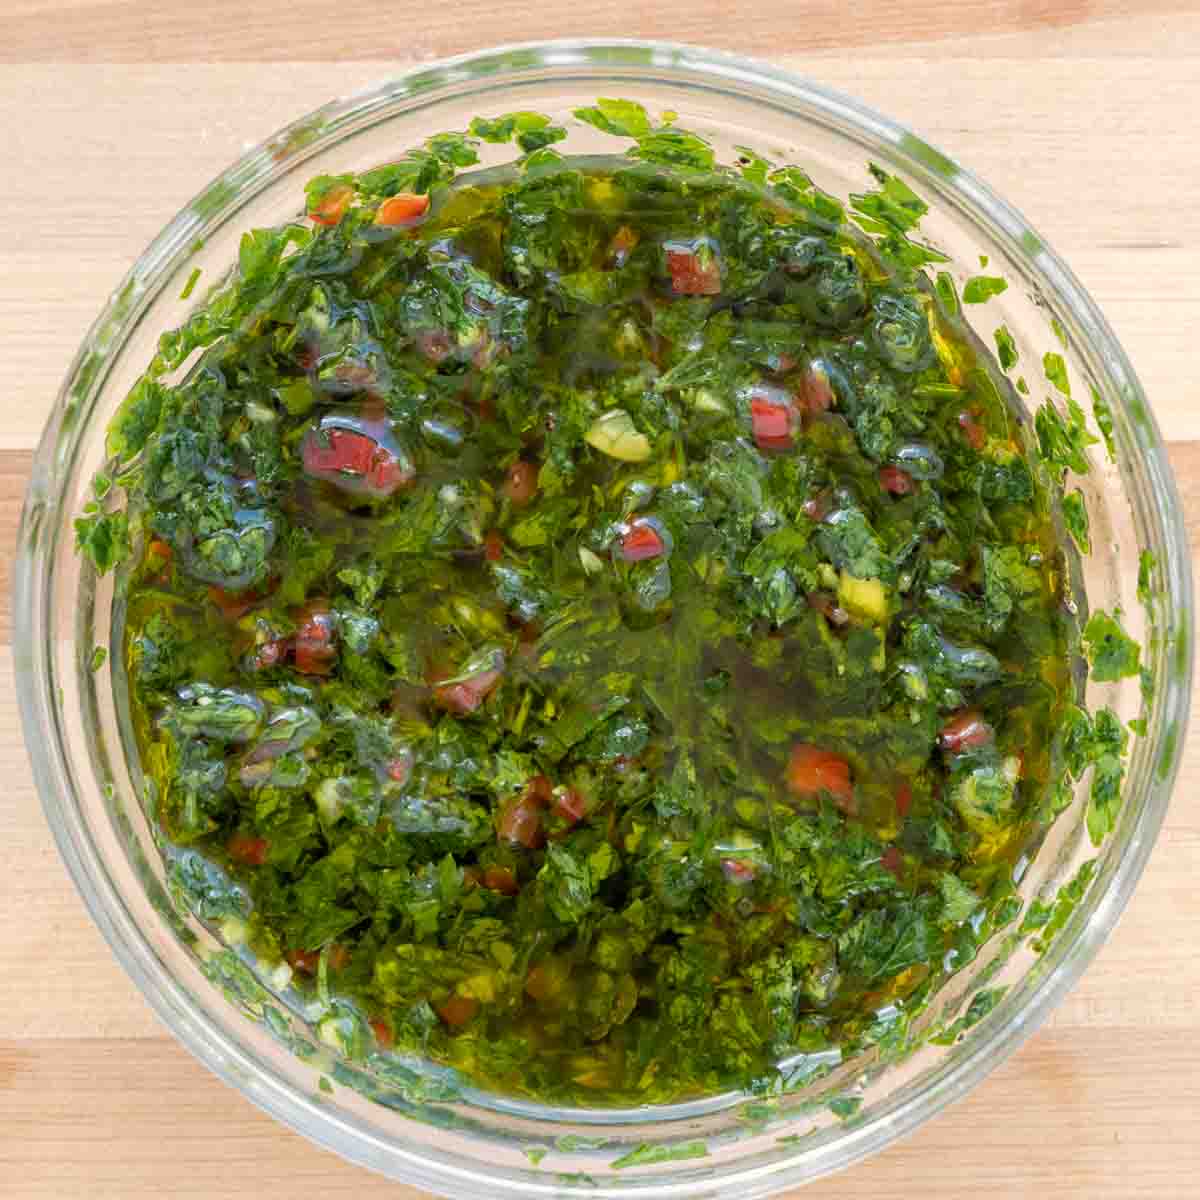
2,9,1199,1197
0,0,1193,62
0,1030,1197,1198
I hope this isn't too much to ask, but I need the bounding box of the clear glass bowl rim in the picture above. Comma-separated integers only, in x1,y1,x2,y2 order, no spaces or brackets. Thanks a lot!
14,37,1193,1198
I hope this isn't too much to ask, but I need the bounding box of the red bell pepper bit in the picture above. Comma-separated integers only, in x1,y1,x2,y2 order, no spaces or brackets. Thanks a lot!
369,1018,395,1050
308,183,354,227
958,410,986,451
301,420,413,498
497,775,551,849
374,192,430,227
749,384,796,451
294,606,336,676
227,833,270,867
482,865,521,895
664,241,722,296
498,792,544,848
552,786,587,826
939,710,994,752
786,743,854,813
798,363,835,414
616,518,668,562
435,995,479,1029
286,944,349,974
433,665,504,715
879,465,915,495
286,948,321,974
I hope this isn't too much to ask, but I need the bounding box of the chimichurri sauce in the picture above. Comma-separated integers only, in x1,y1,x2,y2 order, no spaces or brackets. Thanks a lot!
117,156,1071,1104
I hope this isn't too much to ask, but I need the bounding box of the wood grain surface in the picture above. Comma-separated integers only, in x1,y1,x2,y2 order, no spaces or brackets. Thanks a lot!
2,5,1199,1197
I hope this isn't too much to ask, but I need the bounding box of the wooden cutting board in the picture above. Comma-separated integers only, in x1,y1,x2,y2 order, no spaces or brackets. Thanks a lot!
1,4,1198,1196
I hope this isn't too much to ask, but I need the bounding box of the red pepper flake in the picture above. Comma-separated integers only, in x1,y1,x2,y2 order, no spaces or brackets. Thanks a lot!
369,1018,394,1050
526,775,553,807
895,780,914,820
483,530,504,562
433,656,504,714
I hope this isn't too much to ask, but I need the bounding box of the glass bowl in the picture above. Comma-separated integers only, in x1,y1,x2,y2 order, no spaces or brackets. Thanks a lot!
14,39,1191,1198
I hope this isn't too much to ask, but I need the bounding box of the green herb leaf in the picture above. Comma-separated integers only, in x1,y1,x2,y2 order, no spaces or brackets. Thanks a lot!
1061,490,1091,554
573,98,652,138
1035,397,1097,482
1043,351,1071,397
962,276,1008,304
610,1140,709,1169
1091,385,1117,461
74,510,130,574
1083,609,1141,681
993,324,1018,370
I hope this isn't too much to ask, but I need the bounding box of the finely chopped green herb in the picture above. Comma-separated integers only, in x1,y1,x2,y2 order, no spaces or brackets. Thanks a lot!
78,109,1127,1105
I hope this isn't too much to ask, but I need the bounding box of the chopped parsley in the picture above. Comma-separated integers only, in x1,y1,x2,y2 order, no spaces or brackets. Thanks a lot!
962,275,1008,304
1043,350,1071,397
1083,609,1141,682
1061,489,1091,553
993,324,1018,371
